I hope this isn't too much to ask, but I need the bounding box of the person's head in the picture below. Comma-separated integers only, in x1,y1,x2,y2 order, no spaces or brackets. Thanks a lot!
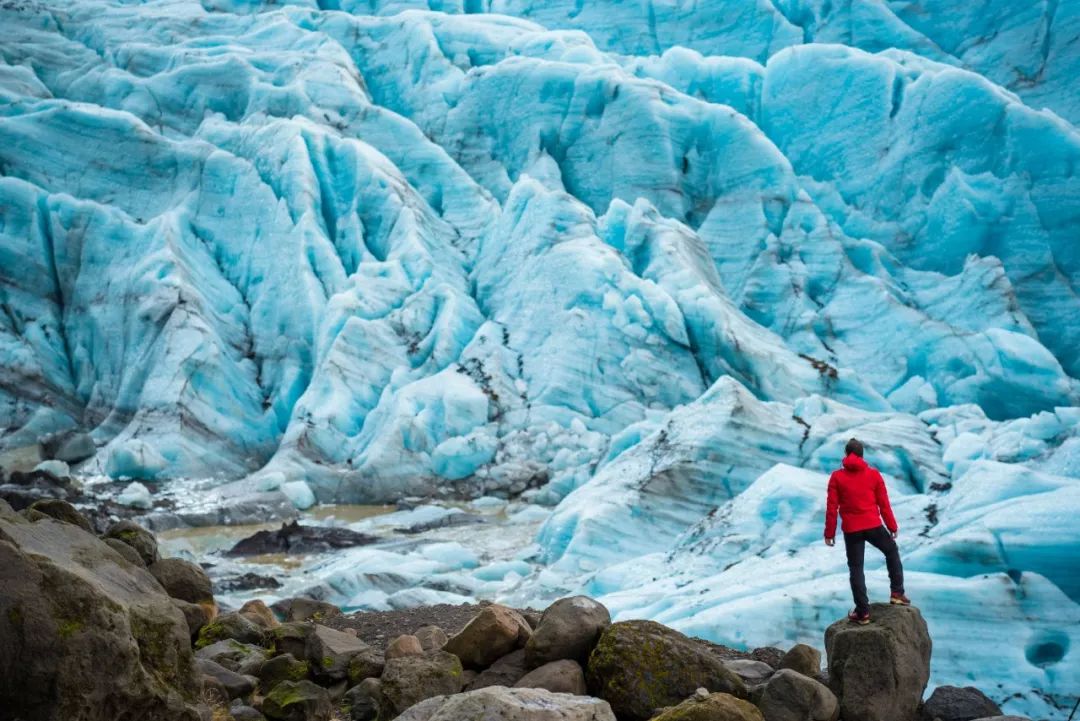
845,438,864,458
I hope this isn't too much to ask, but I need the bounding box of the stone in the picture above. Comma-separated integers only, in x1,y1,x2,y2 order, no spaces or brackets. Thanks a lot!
105,537,148,567
41,430,96,464
825,604,932,721
379,650,465,719
723,659,775,686
227,521,376,556
920,686,1003,721
0,501,201,721
650,692,764,721
444,604,532,669
347,647,386,685
240,599,279,629
414,625,448,651
272,622,316,659
514,659,587,695
230,703,268,721
278,597,342,623
586,620,747,721
197,658,256,700
27,498,93,532
395,686,616,721
778,645,822,679
306,623,376,683
196,612,270,650
216,572,282,593
525,596,611,668
103,519,160,566
385,634,424,659
202,675,231,706
466,648,528,690
258,654,311,693
344,678,382,721
150,557,215,606
174,598,212,641
196,641,268,673
260,679,332,721
758,669,839,721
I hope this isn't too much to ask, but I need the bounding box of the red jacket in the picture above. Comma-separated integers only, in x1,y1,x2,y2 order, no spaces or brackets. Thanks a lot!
824,454,898,538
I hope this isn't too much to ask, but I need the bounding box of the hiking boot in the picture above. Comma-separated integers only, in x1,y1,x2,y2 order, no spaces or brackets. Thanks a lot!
848,610,870,625
890,592,911,606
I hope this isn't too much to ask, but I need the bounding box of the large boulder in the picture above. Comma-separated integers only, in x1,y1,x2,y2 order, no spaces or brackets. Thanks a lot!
514,659,587,694
173,598,213,641
825,604,931,721
920,686,1003,721
272,622,316,659
196,612,270,650
240,599,279,629
444,604,532,669
276,597,343,624
379,650,465,719
27,498,93,533
149,557,215,607
723,659,775,687
196,641,269,673
466,648,528,690
395,686,616,721
586,620,746,721
196,658,256,700
306,624,378,683
650,691,763,721
413,625,448,652
385,634,424,660
778,645,822,679
0,501,201,721
260,679,332,721
758,669,839,721
525,596,611,668
259,654,311,692
103,520,160,566
342,679,381,721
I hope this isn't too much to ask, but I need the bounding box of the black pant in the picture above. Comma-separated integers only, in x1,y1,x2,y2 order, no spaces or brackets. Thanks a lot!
844,525,904,614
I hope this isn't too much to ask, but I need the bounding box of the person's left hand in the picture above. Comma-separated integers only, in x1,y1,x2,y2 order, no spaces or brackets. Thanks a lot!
824,537,835,547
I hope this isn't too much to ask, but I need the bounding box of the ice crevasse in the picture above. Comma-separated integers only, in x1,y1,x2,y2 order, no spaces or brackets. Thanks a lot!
1,0,1079,717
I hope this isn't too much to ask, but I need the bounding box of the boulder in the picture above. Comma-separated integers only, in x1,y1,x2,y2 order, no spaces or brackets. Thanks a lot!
260,680,332,721
444,604,532,669
174,598,213,641
514,659,587,695
778,645,822,679
650,691,763,721
466,648,528,690
273,622,316,659
0,501,201,721
920,686,1003,721
758,669,838,721
348,647,386,685
41,430,96,464
105,537,149,567
258,654,311,692
825,604,931,721
586,620,746,721
395,686,616,721
342,679,381,721
240,599,279,629
216,572,282,593
150,557,215,606
379,650,465,719
196,612,269,650
385,634,424,659
227,521,376,556
525,596,611,668
104,519,160,566
306,623,376,683
197,658,256,700
277,597,342,623
196,641,269,673
723,659,775,686
27,498,93,532
414,625,448,651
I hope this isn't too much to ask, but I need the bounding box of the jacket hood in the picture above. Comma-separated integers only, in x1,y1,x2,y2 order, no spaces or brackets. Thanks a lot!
842,453,867,472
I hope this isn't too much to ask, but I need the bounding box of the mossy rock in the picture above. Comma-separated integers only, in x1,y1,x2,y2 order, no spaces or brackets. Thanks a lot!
651,692,763,721
378,650,464,720
259,654,311,693
196,612,269,650
260,679,332,721
103,520,159,566
149,558,214,606
28,498,93,533
272,622,315,659
586,621,746,721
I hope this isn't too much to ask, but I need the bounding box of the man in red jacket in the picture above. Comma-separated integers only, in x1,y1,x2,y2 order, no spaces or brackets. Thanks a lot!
825,438,910,624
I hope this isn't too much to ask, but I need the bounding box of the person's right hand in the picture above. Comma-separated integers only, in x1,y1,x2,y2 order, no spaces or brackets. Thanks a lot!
825,537,835,547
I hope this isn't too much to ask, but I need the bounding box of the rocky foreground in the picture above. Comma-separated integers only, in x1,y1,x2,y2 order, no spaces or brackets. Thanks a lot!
1,499,1027,721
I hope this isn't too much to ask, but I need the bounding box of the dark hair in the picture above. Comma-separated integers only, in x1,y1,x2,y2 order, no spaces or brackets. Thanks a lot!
845,438,864,457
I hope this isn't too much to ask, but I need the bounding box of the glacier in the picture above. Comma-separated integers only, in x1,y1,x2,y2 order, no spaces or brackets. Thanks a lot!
1,0,1079,717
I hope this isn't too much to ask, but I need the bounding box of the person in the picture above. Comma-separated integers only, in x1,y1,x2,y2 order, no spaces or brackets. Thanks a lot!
824,437,910,624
